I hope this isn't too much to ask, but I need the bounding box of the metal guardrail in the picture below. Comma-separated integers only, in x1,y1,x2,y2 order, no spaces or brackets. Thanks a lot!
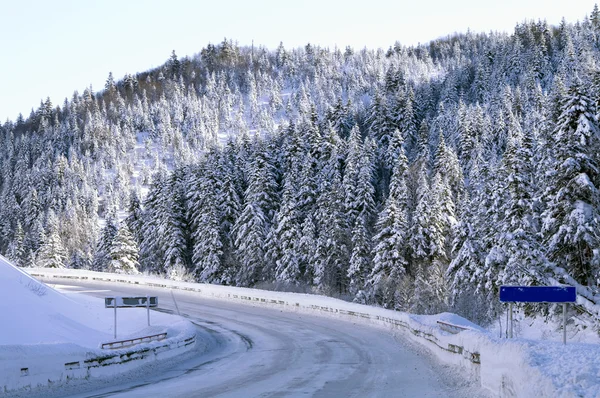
437,320,469,334
101,332,167,349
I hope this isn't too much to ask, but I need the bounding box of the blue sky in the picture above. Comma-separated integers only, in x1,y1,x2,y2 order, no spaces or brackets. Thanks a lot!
0,0,596,122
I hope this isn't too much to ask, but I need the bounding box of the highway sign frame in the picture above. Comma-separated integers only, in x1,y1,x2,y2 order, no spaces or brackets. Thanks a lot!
499,285,576,344
105,296,158,339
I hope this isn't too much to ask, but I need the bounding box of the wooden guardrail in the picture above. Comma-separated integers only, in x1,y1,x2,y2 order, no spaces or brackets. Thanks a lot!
101,332,167,349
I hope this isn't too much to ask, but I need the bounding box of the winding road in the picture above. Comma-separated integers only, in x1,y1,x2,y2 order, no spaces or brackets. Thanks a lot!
43,279,485,398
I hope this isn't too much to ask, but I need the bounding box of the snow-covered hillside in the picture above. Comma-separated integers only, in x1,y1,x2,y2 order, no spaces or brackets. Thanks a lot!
0,254,173,346
0,256,195,396
0,255,113,346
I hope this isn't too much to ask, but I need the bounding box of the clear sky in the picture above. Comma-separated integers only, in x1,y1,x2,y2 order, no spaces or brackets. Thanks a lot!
0,0,596,122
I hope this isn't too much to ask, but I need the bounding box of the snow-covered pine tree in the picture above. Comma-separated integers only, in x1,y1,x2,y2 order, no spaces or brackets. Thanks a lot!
409,160,434,267
232,138,278,286
343,125,363,229
162,169,193,275
194,201,223,282
447,191,487,322
216,154,241,284
125,190,143,245
313,145,350,294
399,87,417,156
108,223,140,274
187,154,225,283
369,141,409,308
272,168,302,286
93,211,118,271
348,213,371,297
139,173,167,274
6,222,25,267
297,214,317,285
499,124,549,288
542,81,600,285
37,211,66,269
385,129,404,171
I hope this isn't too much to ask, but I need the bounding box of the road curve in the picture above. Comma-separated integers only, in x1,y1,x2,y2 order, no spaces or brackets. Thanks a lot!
46,280,485,398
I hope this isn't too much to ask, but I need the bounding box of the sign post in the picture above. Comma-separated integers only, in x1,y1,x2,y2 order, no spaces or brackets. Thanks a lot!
114,299,117,339
146,295,150,326
105,296,158,340
499,286,576,344
508,302,513,338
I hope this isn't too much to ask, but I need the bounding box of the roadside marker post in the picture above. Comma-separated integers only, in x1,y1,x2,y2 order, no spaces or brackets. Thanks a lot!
499,286,576,344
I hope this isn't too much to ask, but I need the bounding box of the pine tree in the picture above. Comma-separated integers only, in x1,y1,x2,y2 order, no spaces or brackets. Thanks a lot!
6,222,25,266
93,212,118,271
187,156,225,283
139,174,166,274
125,190,143,245
313,145,350,294
498,127,549,287
169,50,181,78
343,126,363,228
162,169,193,276
232,139,277,286
542,82,600,285
273,171,302,286
217,156,241,284
399,87,417,154
409,164,434,266
37,211,66,269
447,192,487,322
344,128,375,231
194,200,223,282
108,223,140,274
297,214,317,285
370,141,409,307
348,213,371,296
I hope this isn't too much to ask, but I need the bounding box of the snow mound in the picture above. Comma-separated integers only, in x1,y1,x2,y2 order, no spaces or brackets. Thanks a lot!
0,255,113,347
411,312,489,332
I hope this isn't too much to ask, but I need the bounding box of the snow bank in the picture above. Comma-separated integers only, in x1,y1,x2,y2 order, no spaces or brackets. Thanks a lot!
0,258,196,396
27,268,600,398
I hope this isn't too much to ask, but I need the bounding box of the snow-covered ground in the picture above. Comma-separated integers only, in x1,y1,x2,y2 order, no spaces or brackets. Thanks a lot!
0,256,195,396
25,267,600,397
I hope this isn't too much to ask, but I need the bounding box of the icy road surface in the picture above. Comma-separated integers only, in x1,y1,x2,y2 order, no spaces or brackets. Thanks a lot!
48,279,486,398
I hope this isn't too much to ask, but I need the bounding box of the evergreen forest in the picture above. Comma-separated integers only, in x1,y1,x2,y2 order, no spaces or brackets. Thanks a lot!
3,7,600,329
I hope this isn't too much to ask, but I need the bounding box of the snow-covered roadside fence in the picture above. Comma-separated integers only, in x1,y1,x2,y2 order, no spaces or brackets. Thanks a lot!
101,332,167,349
1,312,196,395
28,268,600,398
436,320,469,334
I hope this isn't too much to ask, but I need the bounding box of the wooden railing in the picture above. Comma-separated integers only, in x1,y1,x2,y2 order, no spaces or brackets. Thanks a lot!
101,332,167,349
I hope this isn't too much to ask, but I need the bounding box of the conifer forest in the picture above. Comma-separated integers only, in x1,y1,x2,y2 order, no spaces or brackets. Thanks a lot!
3,7,600,328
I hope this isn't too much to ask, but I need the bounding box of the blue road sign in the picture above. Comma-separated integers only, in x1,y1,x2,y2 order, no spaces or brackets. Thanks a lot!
499,286,576,303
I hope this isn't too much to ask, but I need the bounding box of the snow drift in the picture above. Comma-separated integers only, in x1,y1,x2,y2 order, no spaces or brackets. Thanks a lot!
0,257,196,396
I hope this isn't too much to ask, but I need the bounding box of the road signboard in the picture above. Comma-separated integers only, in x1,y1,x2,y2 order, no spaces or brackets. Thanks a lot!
105,296,158,339
499,286,576,303
105,296,158,308
499,285,576,344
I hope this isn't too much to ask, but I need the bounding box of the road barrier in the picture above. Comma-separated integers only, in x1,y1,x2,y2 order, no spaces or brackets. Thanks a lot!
101,332,167,349
436,320,469,334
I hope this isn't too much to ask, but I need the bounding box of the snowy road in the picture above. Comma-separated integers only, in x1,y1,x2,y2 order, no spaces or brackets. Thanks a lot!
47,280,485,398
